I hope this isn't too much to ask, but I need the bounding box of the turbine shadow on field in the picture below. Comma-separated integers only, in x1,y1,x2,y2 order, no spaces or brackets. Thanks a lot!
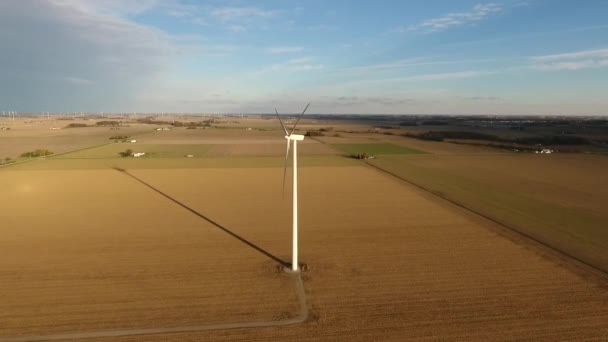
113,167,289,268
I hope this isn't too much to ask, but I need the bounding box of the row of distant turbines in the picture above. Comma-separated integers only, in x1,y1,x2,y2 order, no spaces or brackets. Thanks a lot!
0,111,140,120
1,111,18,120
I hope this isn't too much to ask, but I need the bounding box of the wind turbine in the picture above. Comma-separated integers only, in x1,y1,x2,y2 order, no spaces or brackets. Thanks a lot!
275,102,310,272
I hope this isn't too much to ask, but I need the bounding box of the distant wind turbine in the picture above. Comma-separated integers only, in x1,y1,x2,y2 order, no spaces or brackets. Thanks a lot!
275,103,310,272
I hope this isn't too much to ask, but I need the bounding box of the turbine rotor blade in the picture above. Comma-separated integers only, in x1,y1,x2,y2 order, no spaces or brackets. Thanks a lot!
283,139,291,195
275,108,289,136
289,102,310,135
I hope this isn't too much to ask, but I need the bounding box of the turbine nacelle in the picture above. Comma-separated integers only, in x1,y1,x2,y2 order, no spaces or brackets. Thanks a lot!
286,134,305,141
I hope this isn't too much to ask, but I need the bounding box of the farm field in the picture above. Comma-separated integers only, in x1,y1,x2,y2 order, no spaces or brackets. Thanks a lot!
60,143,214,158
332,142,424,155
317,133,499,154
0,168,301,338
0,118,152,160
368,153,608,272
1,150,608,341
55,131,338,159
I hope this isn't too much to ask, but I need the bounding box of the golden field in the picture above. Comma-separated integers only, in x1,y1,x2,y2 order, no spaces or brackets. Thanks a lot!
1,116,607,341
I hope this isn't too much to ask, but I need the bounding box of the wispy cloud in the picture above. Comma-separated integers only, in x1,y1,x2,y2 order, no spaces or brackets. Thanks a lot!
0,0,175,111
210,7,278,22
265,46,304,54
401,71,494,81
162,4,280,32
256,57,324,74
49,0,157,17
62,76,94,85
396,3,504,33
333,95,416,106
336,70,494,89
442,24,608,48
531,48,608,71
307,24,339,31
339,57,509,75
463,96,501,101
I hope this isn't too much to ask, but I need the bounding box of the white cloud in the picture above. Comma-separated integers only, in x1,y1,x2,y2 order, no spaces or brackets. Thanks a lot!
161,4,280,32
0,0,176,111
210,7,278,22
400,71,493,81
532,48,608,61
531,48,608,71
337,58,507,77
265,46,304,54
49,0,158,16
401,3,504,33
256,57,324,74
337,70,494,89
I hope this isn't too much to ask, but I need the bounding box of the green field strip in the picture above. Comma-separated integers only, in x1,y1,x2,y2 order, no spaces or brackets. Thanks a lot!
56,143,213,159
5,155,360,171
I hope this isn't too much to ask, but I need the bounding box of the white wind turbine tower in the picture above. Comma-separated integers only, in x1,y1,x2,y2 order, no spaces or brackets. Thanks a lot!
275,102,310,272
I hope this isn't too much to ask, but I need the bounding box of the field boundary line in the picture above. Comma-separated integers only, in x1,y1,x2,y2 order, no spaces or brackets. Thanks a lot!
361,160,608,280
0,142,115,170
1,127,157,169
0,274,308,342
50,153,341,160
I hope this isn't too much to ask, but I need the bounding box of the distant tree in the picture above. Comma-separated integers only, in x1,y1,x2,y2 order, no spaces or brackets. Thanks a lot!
21,149,53,158
65,123,88,128
118,149,133,157
95,121,120,127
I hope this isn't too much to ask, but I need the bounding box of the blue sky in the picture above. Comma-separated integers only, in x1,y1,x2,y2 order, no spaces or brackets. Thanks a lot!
1,0,607,115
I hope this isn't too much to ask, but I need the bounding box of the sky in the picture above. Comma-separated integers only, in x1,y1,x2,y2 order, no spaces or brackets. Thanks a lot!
1,0,607,115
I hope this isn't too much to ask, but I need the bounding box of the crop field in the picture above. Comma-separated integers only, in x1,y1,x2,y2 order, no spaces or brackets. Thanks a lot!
1,149,608,341
333,143,424,155
0,167,302,339
0,118,152,160
55,137,337,159
368,153,608,272
140,127,281,144
1,119,608,341
318,134,498,154
205,142,338,157
60,143,214,158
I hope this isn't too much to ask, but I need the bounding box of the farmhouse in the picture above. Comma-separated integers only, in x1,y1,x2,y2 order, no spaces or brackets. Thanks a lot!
536,148,554,154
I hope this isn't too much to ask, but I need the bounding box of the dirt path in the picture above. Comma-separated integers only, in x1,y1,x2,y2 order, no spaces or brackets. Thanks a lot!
0,273,307,342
